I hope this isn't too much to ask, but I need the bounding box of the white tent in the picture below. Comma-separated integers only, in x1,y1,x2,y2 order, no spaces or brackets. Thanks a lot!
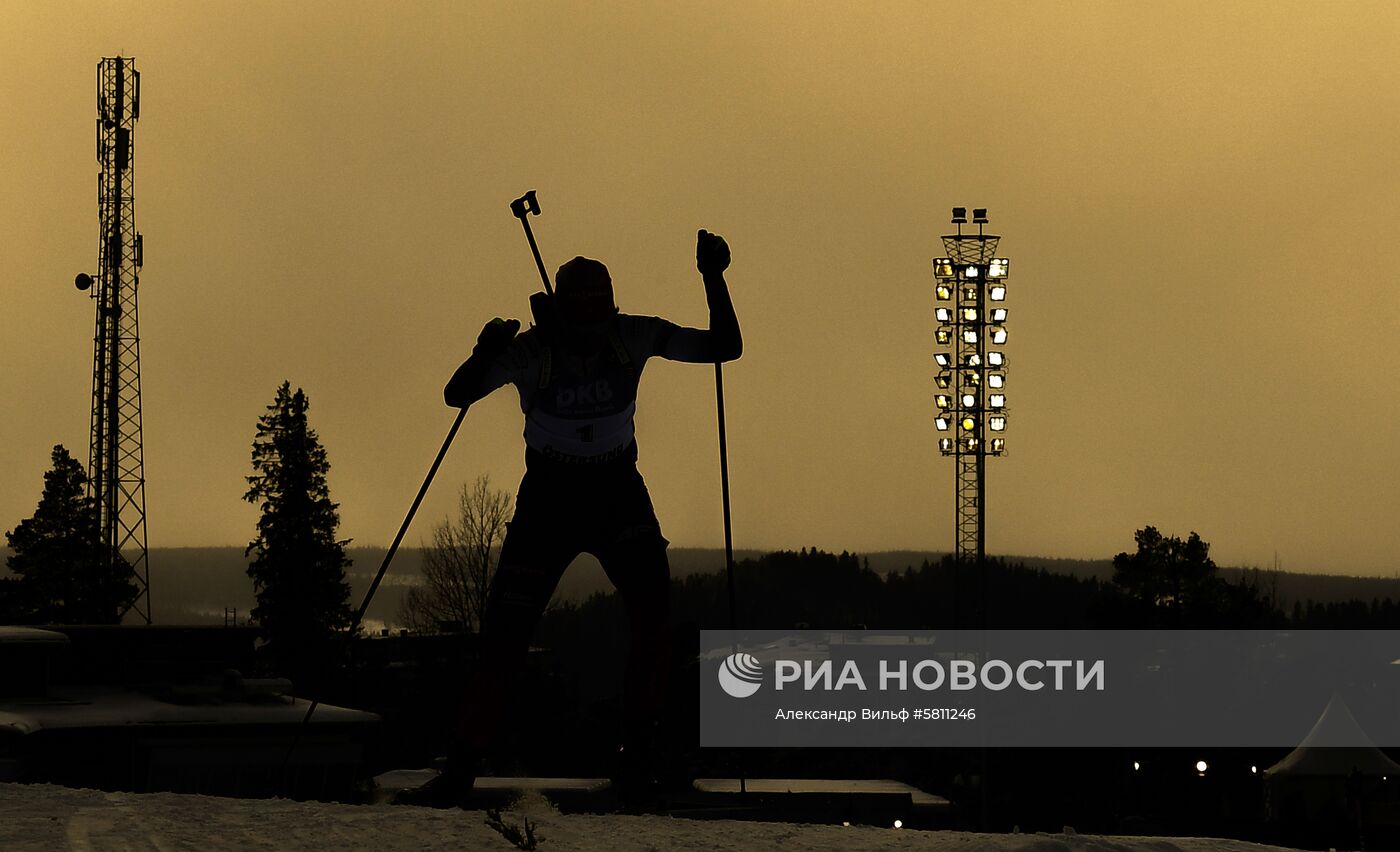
1265,693,1400,778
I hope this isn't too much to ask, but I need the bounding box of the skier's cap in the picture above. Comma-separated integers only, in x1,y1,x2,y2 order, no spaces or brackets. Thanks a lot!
555,256,616,325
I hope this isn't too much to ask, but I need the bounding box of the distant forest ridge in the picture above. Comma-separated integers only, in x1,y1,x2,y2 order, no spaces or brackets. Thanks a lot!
3,547,1399,630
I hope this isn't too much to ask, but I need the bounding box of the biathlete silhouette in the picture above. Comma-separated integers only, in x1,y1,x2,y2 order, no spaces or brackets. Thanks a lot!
398,222,741,808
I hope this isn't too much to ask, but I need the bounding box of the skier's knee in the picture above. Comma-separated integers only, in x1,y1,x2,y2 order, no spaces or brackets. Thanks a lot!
479,561,558,640
605,525,669,566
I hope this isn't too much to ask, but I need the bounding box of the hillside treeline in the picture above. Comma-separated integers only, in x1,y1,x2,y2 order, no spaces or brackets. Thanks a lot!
538,547,1400,644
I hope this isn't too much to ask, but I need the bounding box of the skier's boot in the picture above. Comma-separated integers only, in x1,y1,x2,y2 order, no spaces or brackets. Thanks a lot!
393,745,480,809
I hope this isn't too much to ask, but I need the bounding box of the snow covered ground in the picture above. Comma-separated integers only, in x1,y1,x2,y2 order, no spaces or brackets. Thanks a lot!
0,782,1308,851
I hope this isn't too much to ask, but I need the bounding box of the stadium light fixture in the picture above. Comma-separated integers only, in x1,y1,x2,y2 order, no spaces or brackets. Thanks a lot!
931,205,1013,567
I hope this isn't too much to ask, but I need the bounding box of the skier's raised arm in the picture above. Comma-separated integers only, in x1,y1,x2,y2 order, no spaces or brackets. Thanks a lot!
657,229,742,364
444,317,521,408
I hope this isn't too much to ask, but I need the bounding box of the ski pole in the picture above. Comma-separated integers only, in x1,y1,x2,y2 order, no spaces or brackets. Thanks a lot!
715,364,737,632
280,407,469,785
282,191,551,789
715,364,745,796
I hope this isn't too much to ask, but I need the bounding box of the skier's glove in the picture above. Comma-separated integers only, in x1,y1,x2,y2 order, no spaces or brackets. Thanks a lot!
473,317,520,357
696,229,731,276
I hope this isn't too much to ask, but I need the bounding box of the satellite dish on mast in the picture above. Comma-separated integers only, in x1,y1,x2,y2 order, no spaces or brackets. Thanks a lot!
75,273,94,291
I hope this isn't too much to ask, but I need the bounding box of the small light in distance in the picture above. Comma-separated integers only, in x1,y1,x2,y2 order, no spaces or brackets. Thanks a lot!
1250,765,1258,775
1133,761,1141,771
893,819,903,830
1196,760,1208,774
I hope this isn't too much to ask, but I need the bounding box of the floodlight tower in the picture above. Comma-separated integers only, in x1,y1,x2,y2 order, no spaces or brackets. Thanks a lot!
75,56,150,623
932,208,1009,566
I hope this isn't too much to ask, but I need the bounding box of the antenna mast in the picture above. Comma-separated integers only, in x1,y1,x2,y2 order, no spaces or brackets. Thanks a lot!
84,56,151,622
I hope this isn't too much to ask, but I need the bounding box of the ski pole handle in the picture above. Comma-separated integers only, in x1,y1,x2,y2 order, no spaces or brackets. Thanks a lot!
510,190,552,295
510,190,540,219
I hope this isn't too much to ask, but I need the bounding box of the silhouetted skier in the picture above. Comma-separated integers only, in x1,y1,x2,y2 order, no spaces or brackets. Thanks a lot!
401,230,740,808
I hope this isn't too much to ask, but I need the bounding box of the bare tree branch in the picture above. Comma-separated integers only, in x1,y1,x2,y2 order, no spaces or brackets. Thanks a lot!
400,475,511,634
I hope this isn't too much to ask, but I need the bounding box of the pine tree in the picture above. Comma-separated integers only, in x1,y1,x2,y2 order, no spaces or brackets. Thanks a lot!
4,444,137,623
244,382,353,667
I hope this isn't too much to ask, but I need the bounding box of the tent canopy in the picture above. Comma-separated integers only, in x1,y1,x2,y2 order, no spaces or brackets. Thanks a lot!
1265,693,1400,778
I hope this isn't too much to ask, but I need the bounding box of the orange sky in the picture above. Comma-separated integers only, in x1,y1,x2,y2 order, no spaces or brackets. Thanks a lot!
3,1,1399,574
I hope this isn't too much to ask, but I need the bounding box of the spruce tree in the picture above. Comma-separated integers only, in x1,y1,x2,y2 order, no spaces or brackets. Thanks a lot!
244,382,353,668
5,444,137,624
